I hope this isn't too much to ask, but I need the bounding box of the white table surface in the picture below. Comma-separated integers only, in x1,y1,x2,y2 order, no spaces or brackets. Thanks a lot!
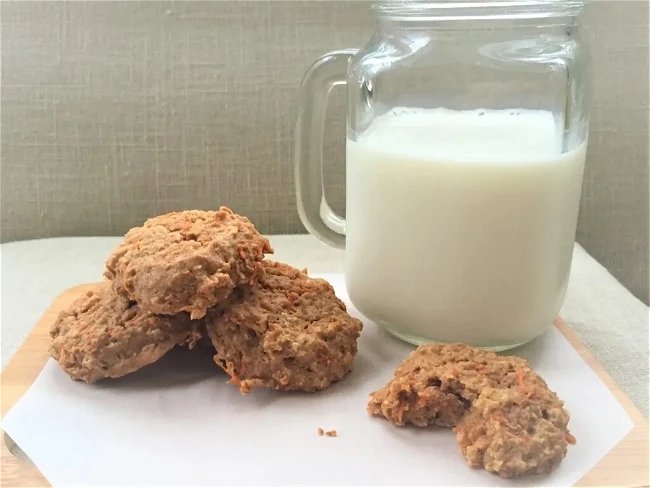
1,235,647,418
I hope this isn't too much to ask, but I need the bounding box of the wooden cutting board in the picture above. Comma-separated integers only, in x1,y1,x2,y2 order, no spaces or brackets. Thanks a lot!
1,284,648,487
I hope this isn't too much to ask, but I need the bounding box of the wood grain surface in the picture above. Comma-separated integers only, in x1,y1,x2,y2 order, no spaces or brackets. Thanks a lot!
1,284,648,487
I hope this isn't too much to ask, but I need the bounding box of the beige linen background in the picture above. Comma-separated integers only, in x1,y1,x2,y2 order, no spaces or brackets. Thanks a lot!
1,1,648,304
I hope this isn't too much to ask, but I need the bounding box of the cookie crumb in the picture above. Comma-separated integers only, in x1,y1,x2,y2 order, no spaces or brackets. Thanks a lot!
325,430,337,437
317,427,324,436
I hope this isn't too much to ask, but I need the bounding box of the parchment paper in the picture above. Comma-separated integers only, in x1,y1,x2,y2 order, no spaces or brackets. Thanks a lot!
2,274,633,486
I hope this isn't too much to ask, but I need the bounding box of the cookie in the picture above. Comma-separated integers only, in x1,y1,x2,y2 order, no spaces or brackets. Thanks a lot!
206,260,363,393
104,208,273,319
367,343,572,477
50,282,201,383
454,387,573,478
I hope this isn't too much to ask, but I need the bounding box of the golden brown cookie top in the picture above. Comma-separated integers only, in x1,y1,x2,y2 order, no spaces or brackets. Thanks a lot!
218,260,361,334
368,343,568,427
387,343,551,402
104,207,273,319
50,282,200,383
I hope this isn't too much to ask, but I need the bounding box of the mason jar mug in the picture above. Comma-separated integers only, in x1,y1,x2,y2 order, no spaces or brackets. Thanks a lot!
294,1,589,350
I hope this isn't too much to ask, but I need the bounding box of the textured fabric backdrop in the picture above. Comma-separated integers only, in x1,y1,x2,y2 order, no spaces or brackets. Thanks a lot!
1,1,648,304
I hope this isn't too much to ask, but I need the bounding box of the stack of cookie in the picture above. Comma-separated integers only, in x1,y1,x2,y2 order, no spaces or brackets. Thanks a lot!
50,207,363,392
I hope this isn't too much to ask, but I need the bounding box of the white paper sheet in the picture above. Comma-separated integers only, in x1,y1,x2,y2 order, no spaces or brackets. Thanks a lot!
3,274,634,487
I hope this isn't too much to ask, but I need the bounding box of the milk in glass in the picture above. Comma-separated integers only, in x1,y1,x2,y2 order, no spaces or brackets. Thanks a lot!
345,108,586,348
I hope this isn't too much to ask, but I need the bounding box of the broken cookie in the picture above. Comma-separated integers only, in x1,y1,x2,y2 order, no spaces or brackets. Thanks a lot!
368,343,572,478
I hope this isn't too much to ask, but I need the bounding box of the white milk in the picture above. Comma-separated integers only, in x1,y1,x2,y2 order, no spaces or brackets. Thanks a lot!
345,108,586,348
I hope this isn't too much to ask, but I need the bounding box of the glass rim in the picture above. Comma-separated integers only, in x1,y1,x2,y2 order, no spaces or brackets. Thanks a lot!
371,1,585,22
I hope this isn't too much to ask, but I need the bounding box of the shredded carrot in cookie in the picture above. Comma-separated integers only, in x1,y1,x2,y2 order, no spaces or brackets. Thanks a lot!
225,361,242,386
395,402,408,423
516,368,534,400
516,369,526,389
417,392,431,408
565,432,577,445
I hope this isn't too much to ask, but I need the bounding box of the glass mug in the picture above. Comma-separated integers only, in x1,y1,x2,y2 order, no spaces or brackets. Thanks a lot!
294,1,589,350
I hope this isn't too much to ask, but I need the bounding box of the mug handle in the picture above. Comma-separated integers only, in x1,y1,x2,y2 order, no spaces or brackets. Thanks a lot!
294,49,358,250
